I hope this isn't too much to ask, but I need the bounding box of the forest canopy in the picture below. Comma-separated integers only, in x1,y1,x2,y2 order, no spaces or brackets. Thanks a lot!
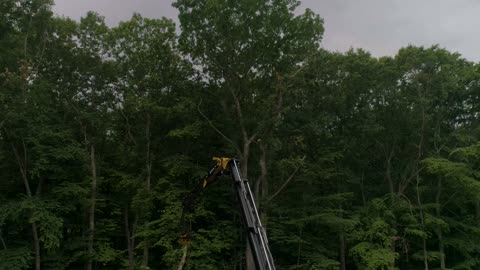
2,0,480,269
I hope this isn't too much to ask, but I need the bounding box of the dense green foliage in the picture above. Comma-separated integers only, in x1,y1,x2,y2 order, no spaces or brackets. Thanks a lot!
2,0,480,269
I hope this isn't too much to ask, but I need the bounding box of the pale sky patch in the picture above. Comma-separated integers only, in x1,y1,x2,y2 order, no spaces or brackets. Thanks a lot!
53,0,480,61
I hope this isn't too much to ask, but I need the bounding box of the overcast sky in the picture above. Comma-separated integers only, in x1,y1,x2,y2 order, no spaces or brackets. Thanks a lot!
53,0,480,61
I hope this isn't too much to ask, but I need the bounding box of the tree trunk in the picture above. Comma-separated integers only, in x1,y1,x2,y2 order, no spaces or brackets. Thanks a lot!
125,209,137,270
438,231,445,270
385,152,394,196
242,141,250,177
32,223,41,270
257,144,268,226
359,173,366,207
87,144,97,270
339,232,346,270
296,226,302,266
0,229,6,250
145,113,152,191
415,176,429,270
476,200,480,226
436,178,445,270
241,141,255,270
176,246,188,270
384,150,397,268
11,142,41,270
143,113,152,267
142,246,149,268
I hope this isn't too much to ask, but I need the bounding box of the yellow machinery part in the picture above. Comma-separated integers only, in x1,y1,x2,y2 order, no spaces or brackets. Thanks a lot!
212,157,232,170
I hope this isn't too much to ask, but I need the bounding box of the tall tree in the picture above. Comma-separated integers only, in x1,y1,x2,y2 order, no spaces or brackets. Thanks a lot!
174,0,324,268
0,1,56,269
109,13,194,268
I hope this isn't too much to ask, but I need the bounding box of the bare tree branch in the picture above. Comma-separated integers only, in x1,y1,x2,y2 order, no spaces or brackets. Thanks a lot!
119,109,137,146
267,166,301,203
176,245,189,270
10,142,31,197
0,229,7,250
197,100,240,154
267,156,305,202
227,85,249,142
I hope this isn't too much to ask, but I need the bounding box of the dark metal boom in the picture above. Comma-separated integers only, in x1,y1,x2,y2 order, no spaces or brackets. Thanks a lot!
180,157,275,270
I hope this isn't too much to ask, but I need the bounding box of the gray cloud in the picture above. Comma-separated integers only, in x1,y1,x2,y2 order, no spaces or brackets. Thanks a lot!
305,0,480,61
53,0,177,25
53,0,480,61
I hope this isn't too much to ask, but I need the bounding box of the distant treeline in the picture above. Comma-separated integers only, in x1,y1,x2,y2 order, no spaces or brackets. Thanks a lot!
2,0,480,269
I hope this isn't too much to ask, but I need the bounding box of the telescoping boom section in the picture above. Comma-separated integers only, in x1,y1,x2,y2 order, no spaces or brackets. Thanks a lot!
180,157,276,270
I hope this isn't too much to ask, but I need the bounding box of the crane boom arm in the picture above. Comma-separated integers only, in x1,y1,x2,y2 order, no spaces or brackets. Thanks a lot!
179,157,275,270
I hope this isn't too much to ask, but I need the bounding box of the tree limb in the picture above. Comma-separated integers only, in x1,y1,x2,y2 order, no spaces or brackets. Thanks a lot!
197,100,240,154
10,142,32,197
176,245,188,270
119,109,137,146
228,85,249,143
0,229,7,250
267,157,305,202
